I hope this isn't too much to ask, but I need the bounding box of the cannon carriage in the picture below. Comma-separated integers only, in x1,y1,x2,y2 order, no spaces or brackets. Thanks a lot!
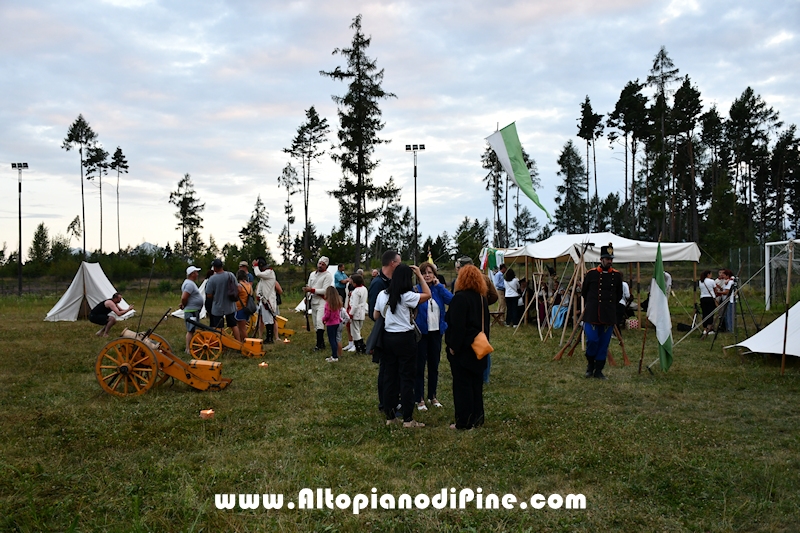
187,318,265,360
94,310,232,397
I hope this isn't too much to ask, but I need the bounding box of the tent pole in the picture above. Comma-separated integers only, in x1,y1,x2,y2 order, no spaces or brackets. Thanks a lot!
514,269,542,339
637,262,641,325
781,241,793,375
534,262,543,340
638,317,649,374
524,257,529,326
580,256,586,351
559,266,579,347
692,263,698,327
545,261,571,342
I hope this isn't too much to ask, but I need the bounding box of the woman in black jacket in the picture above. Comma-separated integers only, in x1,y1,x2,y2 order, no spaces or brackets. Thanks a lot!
445,265,490,430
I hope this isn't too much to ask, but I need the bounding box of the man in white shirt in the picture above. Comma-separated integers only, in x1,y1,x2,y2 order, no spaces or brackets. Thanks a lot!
303,256,334,350
617,280,631,328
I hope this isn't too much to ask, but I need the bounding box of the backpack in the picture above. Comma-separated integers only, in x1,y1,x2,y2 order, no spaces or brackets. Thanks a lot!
240,283,257,315
226,272,239,302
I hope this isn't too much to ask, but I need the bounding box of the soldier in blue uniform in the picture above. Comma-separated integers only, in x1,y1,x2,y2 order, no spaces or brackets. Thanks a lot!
580,243,623,379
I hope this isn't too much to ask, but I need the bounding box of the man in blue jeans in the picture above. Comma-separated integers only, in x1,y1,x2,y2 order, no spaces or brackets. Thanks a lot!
580,244,622,379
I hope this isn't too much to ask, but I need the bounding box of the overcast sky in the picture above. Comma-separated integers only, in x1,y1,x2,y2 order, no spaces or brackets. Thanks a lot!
2,0,799,262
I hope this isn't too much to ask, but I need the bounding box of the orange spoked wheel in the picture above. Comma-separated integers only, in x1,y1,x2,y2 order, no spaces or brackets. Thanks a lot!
95,338,158,397
247,313,259,338
148,333,172,386
189,330,223,360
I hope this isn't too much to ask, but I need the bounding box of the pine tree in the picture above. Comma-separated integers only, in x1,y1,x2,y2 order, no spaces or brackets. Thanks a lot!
285,107,329,277
84,145,109,253
66,216,82,247
239,195,271,262
554,140,588,234
672,76,703,243
62,114,98,256
168,174,205,260
29,222,51,266
512,206,540,244
277,162,300,264
321,14,396,268
453,217,489,262
607,80,648,233
577,96,604,226
109,147,129,251
647,46,680,239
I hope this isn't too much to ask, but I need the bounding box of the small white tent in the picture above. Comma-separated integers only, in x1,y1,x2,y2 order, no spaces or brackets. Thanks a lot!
732,301,800,358
45,262,135,322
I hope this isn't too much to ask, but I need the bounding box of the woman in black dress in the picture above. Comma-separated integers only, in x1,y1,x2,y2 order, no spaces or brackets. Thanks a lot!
445,265,490,429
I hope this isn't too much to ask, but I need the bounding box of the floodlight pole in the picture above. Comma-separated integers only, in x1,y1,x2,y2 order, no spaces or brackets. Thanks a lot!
12,163,28,297
405,144,425,264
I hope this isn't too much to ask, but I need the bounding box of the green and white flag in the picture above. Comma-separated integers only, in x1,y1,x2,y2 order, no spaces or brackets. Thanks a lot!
486,122,551,221
647,242,673,371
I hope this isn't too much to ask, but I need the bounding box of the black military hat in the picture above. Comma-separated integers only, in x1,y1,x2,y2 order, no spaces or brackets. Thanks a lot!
600,243,614,259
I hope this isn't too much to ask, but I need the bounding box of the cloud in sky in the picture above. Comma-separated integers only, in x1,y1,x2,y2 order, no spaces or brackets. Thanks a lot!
1,0,799,260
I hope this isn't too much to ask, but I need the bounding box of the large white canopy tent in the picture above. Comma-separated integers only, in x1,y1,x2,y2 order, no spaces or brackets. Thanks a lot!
45,262,135,322
504,232,701,264
501,232,701,342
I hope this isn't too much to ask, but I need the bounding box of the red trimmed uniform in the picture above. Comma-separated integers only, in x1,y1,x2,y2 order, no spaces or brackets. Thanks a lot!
581,265,623,376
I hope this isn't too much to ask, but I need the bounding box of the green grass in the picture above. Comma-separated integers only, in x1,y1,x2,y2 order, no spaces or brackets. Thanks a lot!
1,290,799,532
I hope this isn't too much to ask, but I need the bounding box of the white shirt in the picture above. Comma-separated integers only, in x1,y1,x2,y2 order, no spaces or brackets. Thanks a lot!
664,271,672,294
307,270,333,306
427,299,440,332
619,281,631,306
348,286,368,320
723,279,735,302
700,278,716,299
375,290,421,333
505,278,520,298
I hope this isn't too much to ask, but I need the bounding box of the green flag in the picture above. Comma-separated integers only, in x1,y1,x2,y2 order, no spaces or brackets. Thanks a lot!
647,243,673,371
486,123,551,221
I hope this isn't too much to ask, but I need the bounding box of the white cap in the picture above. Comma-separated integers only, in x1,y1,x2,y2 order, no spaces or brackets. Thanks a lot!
186,266,202,276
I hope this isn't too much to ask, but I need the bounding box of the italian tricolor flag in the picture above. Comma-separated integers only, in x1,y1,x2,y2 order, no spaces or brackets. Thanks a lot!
486,122,551,221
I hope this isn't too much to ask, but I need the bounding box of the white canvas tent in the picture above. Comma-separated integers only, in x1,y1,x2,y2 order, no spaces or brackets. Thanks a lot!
732,301,800,358
171,279,208,320
45,262,135,322
504,232,701,263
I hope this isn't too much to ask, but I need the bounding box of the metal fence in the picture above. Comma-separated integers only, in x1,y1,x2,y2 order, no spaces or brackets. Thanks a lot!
729,245,766,291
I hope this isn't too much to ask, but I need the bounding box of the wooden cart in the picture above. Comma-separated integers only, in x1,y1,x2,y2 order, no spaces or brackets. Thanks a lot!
94,311,232,397
187,318,264,360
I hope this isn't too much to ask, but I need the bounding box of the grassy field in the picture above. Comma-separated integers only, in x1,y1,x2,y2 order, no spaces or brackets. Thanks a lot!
1,289,799,532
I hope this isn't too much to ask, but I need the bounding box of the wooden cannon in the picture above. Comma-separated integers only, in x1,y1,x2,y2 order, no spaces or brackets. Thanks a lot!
276,315,295,338
94,310,232,397
187,318,265,360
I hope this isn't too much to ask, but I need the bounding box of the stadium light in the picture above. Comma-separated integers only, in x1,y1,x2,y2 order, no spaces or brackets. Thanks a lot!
405,144,425,264
11,163,28,296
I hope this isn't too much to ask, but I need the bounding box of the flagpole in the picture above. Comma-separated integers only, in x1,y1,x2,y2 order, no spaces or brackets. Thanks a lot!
638,315,649,374
644,234,671,373
781,241,793,375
